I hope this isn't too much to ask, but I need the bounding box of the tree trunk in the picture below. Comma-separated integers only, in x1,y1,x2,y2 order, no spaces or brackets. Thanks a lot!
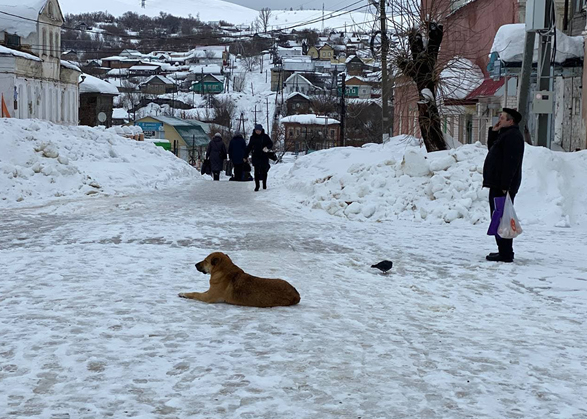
417,101,445,152
396,22,447,152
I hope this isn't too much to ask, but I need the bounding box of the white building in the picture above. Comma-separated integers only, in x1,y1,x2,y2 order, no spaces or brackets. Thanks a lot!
0,0,80,124
284,73,319,96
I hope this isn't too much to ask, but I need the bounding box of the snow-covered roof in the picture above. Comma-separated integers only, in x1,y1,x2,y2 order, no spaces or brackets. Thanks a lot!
141,75,175,85
107,68,129,76
129,65,160,71
0,44,41,61
112,108,130,119
491,23,584,63
345,55,363,64
189,64,222,74
280,114,340,125
284,73,314,86
60,60,81,72
286,92,310,101
101,56,127,61
439,57,484,100
79,73,119,95
345,75,369,83
0,0,46,37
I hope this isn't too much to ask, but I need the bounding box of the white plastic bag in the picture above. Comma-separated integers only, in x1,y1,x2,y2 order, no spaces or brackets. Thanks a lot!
497,193,523,239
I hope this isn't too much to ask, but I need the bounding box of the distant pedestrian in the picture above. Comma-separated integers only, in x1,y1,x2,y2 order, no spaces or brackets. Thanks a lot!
246,124,273,191
483,108,525,262
206,133,227,181
228,131,247,181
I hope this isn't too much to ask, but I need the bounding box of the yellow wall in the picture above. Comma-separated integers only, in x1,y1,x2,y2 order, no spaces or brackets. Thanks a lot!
133,116,186,147
307,46,319,58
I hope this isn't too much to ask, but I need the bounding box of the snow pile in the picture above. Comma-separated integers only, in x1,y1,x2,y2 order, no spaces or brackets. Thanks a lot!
270,136,587,228
491,24,584,63
0,119,197,208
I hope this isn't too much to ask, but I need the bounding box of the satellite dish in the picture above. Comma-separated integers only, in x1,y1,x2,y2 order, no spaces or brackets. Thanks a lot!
97,112,107,123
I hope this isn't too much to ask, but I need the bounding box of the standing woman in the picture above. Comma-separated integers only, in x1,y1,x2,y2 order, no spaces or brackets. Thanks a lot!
246,124,273,191
206,132,227,181
228,131,247,181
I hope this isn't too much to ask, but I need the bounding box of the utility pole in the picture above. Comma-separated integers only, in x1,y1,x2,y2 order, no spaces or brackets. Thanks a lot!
253,105,260,124
340,73,346,147
237,112,247,133
519,0,554,147
536,0,554,148
266,97,270,136
380,0,390,142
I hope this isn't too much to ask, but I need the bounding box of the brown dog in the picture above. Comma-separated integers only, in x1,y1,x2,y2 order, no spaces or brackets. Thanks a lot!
178,252,300,307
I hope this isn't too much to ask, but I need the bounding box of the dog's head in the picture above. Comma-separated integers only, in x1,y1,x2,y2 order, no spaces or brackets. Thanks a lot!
195,252,231,274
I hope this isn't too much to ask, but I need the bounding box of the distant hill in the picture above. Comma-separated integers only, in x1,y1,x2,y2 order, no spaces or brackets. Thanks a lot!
58,0,373,30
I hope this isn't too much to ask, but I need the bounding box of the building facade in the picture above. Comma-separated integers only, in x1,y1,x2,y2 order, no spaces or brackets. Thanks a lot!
0,0,80,124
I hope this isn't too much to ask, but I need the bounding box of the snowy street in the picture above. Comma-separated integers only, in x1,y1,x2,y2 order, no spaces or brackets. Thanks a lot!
1,179,586,418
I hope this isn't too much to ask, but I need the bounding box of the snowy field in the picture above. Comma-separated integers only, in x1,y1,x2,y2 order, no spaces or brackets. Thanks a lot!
1,119,587,418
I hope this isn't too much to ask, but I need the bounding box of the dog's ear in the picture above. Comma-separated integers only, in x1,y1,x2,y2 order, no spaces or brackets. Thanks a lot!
211,256,220,266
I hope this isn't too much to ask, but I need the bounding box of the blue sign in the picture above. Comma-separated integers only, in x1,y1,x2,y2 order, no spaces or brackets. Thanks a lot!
136,122,164,132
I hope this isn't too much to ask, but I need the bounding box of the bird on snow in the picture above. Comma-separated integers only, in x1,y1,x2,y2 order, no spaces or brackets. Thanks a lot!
371,260,393,273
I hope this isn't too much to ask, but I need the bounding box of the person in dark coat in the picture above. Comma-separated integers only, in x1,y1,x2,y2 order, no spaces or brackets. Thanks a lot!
482,108,525,262
228,131,247,181
206,133,227,181
246,124,273,191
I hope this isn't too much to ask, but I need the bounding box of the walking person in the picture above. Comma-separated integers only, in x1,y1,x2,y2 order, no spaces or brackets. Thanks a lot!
246,124,273,191
228,131,247,181
483,108,525,262
206,133,227,181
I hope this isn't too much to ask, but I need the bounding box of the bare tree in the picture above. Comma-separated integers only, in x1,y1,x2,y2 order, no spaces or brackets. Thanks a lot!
396,21,446,151
241,55,259,72
211,97,236,130
383,0,497,151
258,8,272,33
120,79,142,121
232,72,247,92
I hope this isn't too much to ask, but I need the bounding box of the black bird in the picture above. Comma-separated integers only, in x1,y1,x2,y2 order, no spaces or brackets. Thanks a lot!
371,260,393,273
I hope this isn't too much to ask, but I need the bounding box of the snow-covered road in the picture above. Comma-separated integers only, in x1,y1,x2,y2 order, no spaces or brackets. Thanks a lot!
1,179,586,418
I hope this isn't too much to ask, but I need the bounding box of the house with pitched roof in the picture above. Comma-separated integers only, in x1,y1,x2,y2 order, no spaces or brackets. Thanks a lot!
139,75,177,95
281,114,341,152
284,73,319,96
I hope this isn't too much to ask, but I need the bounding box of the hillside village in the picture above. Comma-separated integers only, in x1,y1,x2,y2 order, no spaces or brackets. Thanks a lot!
1,0,587,167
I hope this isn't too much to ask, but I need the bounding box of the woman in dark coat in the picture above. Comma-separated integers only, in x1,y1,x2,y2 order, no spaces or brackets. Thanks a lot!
246,124,273,191
228,132,247,181
206,133,227,181
482,108,524,262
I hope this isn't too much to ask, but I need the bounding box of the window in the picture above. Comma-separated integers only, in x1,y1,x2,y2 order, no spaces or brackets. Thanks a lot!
42,29,47,55
5,34,20,48
330,129,335,138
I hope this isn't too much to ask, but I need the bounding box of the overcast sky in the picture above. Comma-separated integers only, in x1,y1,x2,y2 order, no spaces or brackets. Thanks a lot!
225,0,351,11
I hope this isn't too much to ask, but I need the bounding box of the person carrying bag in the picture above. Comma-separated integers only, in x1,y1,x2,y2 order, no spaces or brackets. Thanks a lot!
482,108,525,263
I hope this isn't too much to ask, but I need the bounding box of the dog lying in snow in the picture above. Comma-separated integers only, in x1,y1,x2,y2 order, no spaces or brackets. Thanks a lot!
178,252,300,308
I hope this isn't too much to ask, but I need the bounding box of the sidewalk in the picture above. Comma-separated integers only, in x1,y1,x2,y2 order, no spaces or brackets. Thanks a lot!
1,179,586,418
